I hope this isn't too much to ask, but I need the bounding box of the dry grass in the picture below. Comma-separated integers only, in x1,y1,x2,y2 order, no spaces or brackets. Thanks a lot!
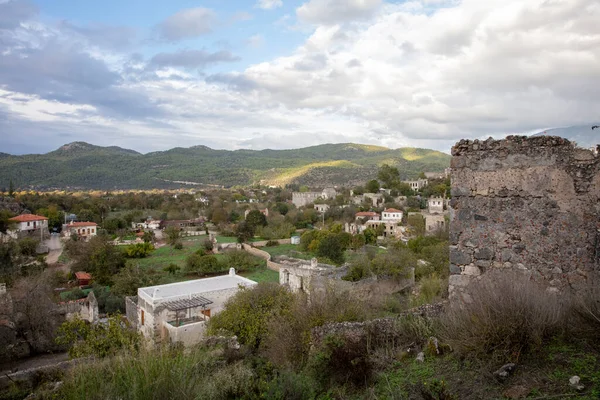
440,272,567,362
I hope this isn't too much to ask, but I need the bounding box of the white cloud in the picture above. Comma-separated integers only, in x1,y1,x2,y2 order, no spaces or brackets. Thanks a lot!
297,0,382,25
256,0,283,10
2,0,600,155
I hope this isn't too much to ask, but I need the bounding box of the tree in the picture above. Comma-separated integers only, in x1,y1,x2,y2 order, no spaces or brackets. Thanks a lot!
377,164,400,189
207,283,294,349
185,254,221,275
0,210,15,234
365,179,381,193
246,210,267,229
165,226,182,248
141,231,155,243
370,248,416,280
55,314,141,358
407,214,426,236
363,227,377,245
8,179,14,197
236,221,255,243
71,236,126,285
316,234,346,265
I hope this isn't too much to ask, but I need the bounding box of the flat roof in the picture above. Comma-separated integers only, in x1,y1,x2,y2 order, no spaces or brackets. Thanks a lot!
139,273,257,301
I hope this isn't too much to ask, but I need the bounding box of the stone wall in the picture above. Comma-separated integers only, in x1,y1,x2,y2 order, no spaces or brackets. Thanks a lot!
449,135,600,299
125,296,138,329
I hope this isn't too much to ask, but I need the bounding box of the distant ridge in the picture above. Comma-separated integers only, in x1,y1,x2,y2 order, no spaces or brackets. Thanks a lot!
0,142,450,190
531,124,600,148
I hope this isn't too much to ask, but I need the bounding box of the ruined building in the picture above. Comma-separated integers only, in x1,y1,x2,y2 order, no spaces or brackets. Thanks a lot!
449,136,600,299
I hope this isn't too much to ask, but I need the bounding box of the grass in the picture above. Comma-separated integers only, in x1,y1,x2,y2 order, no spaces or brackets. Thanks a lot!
263,243,313,260
215,235,238,243
241,268,279,283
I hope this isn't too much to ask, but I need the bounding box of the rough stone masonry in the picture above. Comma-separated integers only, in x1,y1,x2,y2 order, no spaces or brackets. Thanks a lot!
449,135,600,299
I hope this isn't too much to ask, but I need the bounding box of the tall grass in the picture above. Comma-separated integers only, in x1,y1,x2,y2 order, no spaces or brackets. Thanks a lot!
440,272,567,361
55,346,254,400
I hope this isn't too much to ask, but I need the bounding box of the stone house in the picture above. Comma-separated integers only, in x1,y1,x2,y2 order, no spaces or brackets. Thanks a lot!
292,188,338,207
279,258,415,300
355,211,380,221
402,179,428,191
427,197,444,214
314,204,330,213
130,269,256,347
382,208,403,223
64,221,97,240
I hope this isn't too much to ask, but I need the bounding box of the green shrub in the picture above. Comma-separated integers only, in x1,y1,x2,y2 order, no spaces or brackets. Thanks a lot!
223,249,264,272
185,254,222,276
124,242,154,258
207,283,294,349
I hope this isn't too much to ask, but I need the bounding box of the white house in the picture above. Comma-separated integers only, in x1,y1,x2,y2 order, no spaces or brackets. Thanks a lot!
64,221,97,240
133,269,256,347
382,208,403,223
355,211,380,221
314,204,330,213
428,197,444,214
8,214,49,238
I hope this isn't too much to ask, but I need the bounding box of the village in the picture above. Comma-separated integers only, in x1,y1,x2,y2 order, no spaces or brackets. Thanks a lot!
0,164,451,353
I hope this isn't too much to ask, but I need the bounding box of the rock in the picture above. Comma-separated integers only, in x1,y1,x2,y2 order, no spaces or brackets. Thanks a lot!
503,385,529,399
449,264,461,275
493,363,517,382
464,265,481,276
474,247,494,260
569,376,585,391
450,249,472,265
416,352,425,362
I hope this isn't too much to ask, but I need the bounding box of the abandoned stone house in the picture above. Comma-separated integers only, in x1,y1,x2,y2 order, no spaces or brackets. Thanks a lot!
127,269,256,347
449,135,600,300
292,187,337,208
279,257,415,300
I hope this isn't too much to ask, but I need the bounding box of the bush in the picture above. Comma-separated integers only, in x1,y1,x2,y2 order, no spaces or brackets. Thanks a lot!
185,254,222,276
370,248,416,280
223,249,264,272
307,334,373,388
265,240,279,247
202,238,214,252
124,242,155,258
207,283,295,349
440,272,566,361
18,237,39,257
572,284,600,340
173,242,183,250
262,289,370,370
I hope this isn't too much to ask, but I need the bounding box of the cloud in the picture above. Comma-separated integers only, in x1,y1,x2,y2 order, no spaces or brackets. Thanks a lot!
256,0,283,10
58,21,137,50
150,50,240,69
156,7,216,41
246,34,265,48
0,0,37,29
297,0,382,25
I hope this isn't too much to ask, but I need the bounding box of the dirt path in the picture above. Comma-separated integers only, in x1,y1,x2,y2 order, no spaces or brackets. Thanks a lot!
45,248,62,265
0,352,69,375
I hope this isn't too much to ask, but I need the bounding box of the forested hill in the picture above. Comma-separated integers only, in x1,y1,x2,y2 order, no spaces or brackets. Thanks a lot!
0,142,450,190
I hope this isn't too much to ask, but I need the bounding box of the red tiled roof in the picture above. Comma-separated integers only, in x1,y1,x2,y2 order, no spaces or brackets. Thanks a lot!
356,212,379,217
75,271,92,280
68,222,97,227
384,208,403,213
9,214,48,222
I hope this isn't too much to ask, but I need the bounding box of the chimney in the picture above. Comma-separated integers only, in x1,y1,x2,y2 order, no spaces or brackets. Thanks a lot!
229,268,236,276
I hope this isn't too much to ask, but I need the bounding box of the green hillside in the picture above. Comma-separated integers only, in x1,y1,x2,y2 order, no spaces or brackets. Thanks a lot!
0,142,450,190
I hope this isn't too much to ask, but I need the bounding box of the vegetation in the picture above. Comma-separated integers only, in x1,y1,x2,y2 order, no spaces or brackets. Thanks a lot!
0,142,450,190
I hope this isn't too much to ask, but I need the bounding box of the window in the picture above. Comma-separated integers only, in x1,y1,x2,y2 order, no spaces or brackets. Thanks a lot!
92,229,95,234
27,222,30,227
141,310,145,325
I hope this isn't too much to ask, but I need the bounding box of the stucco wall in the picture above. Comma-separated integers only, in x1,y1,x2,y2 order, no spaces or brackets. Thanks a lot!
449,135,600,299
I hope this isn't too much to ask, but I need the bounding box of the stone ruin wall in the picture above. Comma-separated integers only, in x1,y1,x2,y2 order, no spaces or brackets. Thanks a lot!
449,135,600,299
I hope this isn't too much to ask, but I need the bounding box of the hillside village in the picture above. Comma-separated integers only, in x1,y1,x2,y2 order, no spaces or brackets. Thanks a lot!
1,138,600,399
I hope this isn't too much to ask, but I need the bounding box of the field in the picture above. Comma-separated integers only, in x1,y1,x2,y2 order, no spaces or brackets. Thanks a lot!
262,243,314,260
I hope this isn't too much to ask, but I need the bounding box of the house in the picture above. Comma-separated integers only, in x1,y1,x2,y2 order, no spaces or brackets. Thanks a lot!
314,204,330,213
355,211,380,221
292,188,338,208
402,179,428,191
382,208,403,223
64,221,97,240
8,214,48,235
130,269,257,347
428,197,444,214
75,271,92,286
159,218,204,230
425,214,447,233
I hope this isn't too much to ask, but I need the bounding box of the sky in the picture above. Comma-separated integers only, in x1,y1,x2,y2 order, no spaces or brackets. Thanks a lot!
0,0,598,155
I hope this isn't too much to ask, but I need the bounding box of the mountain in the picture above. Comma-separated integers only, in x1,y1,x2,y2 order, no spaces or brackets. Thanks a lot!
531,124,600,148
0,142,451,190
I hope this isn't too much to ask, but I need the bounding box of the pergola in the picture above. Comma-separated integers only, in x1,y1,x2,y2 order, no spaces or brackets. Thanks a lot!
163,295,213,327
